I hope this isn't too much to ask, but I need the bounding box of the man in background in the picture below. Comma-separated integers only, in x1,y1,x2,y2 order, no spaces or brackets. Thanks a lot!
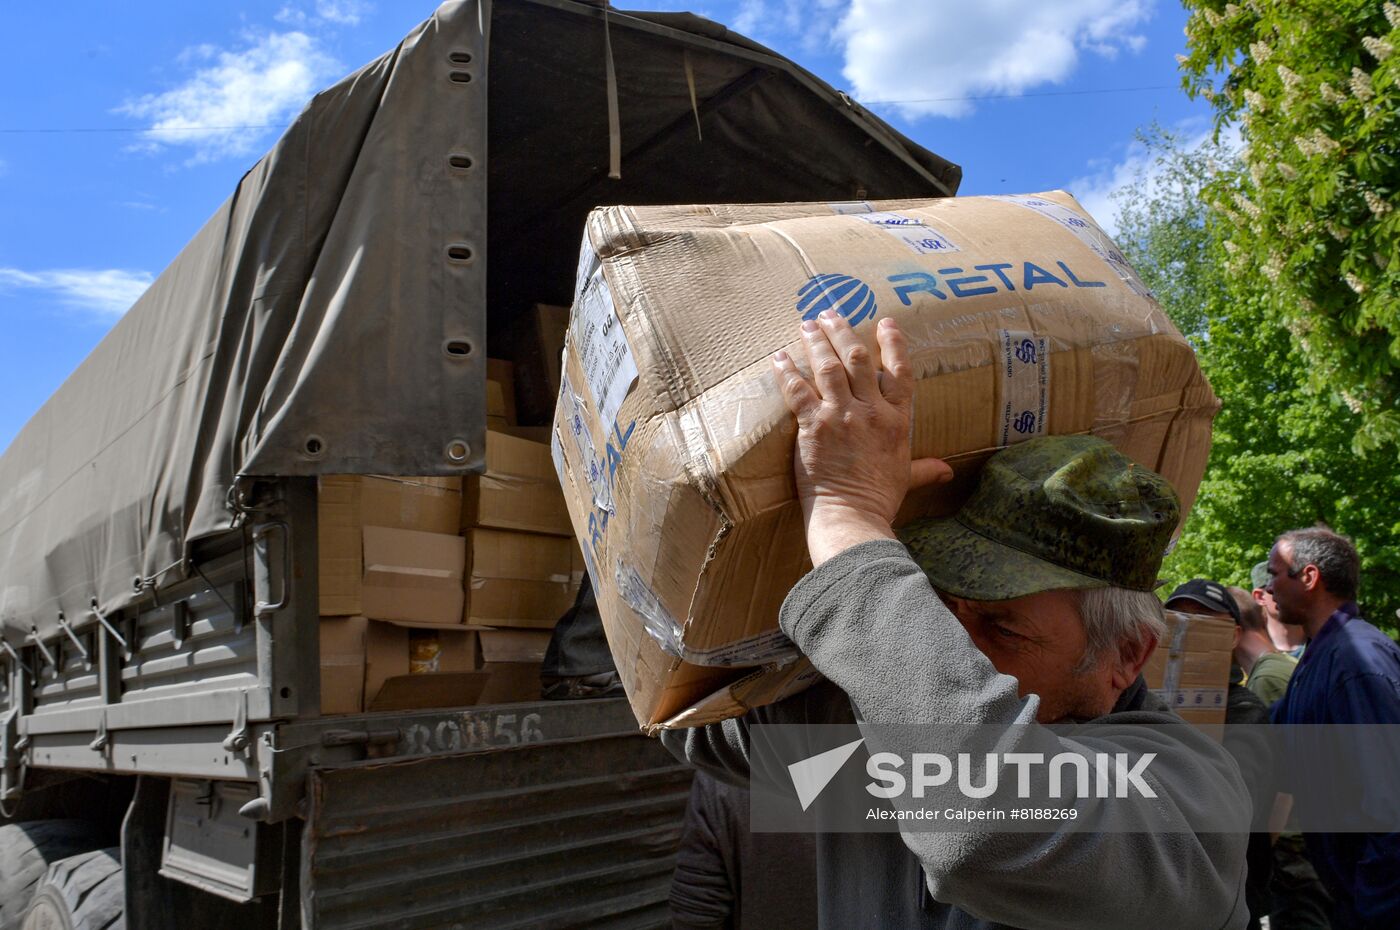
1253,561,1306,657
1166,580,1276,930
670,771,818,929
1227,586,1297,706
1268,528,1400,929
1226,586,1332,929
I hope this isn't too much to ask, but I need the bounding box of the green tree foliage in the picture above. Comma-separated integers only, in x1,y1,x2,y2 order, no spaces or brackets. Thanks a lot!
1178,1,1400,453
1112,129,1400,635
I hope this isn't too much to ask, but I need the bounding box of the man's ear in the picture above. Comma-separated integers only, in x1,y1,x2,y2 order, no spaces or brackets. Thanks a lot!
1301,564,1323,594
1112,632,1158,691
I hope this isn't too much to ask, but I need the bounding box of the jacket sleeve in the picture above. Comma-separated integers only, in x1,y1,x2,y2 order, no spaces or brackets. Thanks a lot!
777,538,1251,930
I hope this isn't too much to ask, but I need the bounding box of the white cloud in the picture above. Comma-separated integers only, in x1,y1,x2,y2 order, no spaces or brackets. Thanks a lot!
315,1,371,26
117,31,341,164
837,0,1155,119
0,268,154,319
1066,122,1242,237
731,0,845,54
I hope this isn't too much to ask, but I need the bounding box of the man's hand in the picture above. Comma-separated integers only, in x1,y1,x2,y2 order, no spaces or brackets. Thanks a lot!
771,310,952,567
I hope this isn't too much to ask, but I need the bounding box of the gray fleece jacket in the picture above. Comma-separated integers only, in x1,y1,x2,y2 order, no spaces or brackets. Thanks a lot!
661,539,1251,930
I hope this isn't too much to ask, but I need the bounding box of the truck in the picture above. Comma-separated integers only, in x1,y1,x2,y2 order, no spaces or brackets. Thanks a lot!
0,1,960,926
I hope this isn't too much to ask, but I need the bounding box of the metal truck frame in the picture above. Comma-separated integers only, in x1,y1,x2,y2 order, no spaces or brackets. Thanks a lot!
0,2,958,926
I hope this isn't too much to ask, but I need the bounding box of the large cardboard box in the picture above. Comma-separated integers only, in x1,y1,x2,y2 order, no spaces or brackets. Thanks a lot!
464,528,579,628
360,526,466,626
479,629,552,664
462,431,573,536
486,357,516,432
533,303,571,400
1143,609,1234,726
364,621,410,708
552,192,1220,731
319,475,462,615
319,616,368,715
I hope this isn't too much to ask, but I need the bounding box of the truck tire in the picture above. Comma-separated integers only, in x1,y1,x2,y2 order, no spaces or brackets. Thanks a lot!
0,822,107,930
21,848,123,930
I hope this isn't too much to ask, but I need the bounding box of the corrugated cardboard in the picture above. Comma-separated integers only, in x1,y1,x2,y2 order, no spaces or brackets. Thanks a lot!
1143,609,1234,726
552,192,1220,731
478,629,552,664
487,358,517,424
464,528,578,628
462,430,573,536
360,526,466,626
365,621,410,708
475,662,544,704
370,672,490,711
319,616,368,715
534,303,570,399
318,475,463,615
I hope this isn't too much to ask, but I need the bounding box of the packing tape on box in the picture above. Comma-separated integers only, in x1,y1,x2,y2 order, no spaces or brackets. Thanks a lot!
987,194,1151,299
1153,613,1193,705
614,560,800,667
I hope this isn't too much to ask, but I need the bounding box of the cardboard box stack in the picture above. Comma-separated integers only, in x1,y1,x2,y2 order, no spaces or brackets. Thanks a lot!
552,192,1221,733
315,360,589,713
462,364,583,702
317,474,476,712
1143,609,1234,726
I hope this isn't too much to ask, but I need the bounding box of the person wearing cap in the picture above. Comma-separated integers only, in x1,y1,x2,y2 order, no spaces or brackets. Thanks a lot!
1166,580,1278,930
1223,585,1298,707
1252,561,1306,658
1265,528,1400,929
1221,589,1334,930
661,311,1250,930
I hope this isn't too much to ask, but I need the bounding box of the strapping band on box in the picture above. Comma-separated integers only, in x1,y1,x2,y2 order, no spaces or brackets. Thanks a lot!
614,561,800,668
1152,613,1193,706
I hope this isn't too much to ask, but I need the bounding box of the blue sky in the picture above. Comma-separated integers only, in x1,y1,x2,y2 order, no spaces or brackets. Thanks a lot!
0,0,1212,453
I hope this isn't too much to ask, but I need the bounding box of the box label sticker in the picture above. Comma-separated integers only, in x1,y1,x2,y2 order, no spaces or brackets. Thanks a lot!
853,211,961,255
571,269,639,434
561,369,614,517
987,195,1151,298
828,200,875,215
998,330,1050,447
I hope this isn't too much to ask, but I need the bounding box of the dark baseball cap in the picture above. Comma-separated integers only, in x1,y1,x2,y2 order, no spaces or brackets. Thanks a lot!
898,435,1181,600
1165,579,1242,625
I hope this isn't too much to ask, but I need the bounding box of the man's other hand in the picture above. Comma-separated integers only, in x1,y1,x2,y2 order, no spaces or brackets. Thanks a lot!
771,310,951,567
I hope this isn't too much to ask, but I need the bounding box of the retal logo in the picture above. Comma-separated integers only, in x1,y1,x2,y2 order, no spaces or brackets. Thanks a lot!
1012,411,1037,434
797,274,877,327
1014,338,1038,365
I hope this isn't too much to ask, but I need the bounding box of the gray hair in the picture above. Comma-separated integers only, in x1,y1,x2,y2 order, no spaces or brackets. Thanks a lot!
1074,586,1167,673
1278,527,1359,601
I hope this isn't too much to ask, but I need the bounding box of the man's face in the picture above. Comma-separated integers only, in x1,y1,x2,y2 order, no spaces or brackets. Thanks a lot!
939,589,1138,723
1266,541,1310,626
1251,586,1279,624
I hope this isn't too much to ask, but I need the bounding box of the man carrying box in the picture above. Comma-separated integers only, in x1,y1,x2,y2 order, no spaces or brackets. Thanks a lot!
661,310,1250,929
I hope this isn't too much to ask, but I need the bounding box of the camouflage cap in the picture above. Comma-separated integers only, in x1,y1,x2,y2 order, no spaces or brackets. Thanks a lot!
898,435,1180,600
1250,561,1270,591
